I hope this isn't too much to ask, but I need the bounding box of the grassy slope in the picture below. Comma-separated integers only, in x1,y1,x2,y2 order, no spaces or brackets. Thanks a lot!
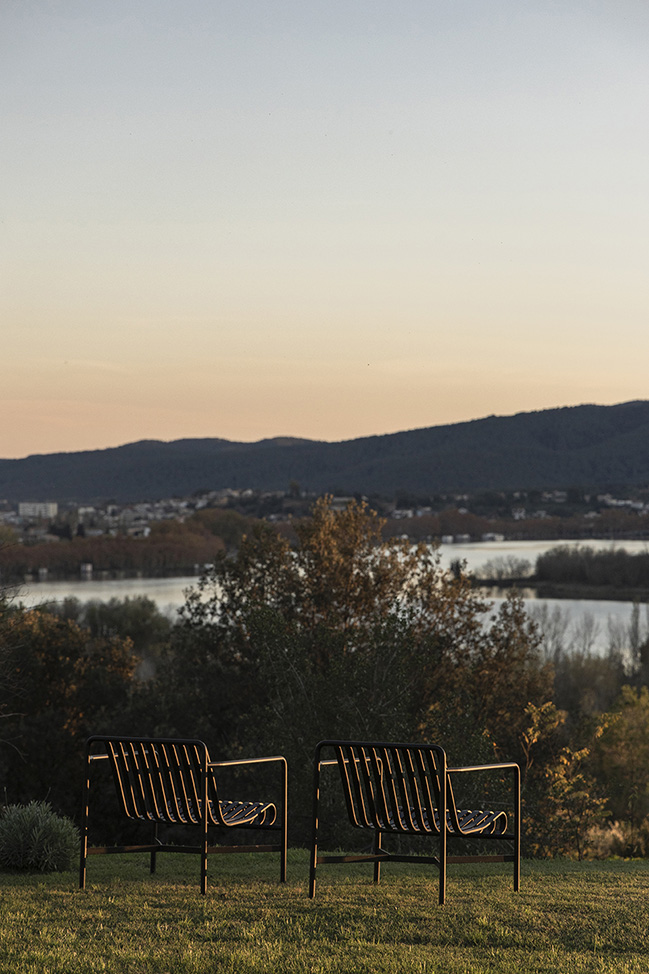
1,853,648,973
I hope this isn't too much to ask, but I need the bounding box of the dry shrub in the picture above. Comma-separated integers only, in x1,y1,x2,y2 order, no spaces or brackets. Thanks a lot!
585,817,649,859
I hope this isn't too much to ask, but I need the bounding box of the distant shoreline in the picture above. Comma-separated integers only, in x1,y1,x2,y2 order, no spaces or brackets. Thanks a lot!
15,572,649,607
475,578,649,604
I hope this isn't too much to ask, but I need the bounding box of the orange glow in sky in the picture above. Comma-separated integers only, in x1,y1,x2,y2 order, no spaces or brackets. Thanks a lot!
3,1,648,458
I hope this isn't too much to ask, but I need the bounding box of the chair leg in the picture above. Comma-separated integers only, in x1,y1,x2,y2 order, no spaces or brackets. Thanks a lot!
201,771,208,894
309,757,321,898
438,836,446,906
200,822,208,895
309,838,317,899
438,766,447,905
373,831,382,884
513,822,520,893
79,759,90,890
280,757,288,883
514,764,521,892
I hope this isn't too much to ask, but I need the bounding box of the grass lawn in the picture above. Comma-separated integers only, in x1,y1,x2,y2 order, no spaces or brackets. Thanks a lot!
1,852,648,973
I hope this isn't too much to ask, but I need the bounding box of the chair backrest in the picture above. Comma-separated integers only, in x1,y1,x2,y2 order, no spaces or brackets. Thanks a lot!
331,742,446,835
89,736,220,826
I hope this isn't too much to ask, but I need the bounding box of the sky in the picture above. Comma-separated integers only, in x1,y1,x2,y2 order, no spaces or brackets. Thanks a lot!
2,0,648,459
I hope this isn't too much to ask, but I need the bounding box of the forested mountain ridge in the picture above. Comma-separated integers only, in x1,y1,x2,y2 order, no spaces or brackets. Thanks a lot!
3,400,649,503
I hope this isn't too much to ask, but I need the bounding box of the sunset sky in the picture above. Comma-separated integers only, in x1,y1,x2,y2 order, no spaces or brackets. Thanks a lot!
3,0,648,459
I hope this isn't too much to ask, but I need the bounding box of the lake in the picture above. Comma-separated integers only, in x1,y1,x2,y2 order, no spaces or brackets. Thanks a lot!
13,539,649,657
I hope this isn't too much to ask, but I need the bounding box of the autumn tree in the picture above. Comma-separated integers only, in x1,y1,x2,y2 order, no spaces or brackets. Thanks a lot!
520,702,608,859
594,685,649,851
171,497,551,841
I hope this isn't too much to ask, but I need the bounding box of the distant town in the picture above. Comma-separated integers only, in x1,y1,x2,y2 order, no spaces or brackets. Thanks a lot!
1,484,649,585
4,485,649,540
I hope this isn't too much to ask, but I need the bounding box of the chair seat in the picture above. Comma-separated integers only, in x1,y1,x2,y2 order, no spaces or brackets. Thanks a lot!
437,807,508,835
374,805,508,836
218,799,277,828
157,797,277,828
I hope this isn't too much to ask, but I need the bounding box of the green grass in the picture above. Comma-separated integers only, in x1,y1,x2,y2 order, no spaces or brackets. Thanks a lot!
1,852,649,973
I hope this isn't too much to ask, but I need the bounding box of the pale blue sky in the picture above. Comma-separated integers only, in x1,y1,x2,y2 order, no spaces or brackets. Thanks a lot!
2,0,648,458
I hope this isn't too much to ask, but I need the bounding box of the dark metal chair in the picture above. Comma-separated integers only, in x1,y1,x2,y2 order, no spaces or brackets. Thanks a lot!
80,735,287,893
309,740,519,904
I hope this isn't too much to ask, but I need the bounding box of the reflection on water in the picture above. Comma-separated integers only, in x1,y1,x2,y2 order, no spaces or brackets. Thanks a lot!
13,576,197,620
438,538,649,574
13,539,649,656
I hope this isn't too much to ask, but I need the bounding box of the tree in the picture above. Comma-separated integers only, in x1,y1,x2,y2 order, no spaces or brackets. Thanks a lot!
595,685,649,844
68,596,171,660
0,594,25,767
0,604,139,818
520,701,608,859
172,498,551,842
542,744,608,860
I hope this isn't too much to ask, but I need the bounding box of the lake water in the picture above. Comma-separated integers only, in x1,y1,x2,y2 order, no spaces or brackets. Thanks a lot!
13,539,649,657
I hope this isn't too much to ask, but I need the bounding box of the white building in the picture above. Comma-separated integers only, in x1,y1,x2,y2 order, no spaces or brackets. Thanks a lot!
18,501,58,519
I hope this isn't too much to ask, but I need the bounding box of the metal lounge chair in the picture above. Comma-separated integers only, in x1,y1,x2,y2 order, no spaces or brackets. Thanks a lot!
309,739,519,904
80,735,287,893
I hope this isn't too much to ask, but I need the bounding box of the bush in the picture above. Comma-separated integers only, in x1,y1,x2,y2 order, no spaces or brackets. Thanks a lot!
0,801,79,872
586,818,649,859
475,555,532,580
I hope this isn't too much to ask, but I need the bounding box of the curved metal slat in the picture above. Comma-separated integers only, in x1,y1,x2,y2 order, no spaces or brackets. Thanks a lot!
335,742,510,839
419,748,442,834
97,737,279,829
367,747,394,830
351,746,376,829
172,743,203,825
106,741,138,819
218,800,277,827
397,747,425,833
359,747,386,829
380,746,413,831
335,745,369,828
128,742,155,821
138,742,166,822
154,742,188,824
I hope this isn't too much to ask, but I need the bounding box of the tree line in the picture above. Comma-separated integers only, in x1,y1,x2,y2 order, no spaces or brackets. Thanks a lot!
2,499,649,859
536,544,649,590
4,501,649,586
0,509,253,581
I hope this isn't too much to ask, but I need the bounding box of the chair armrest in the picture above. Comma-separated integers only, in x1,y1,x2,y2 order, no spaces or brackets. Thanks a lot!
447,761,519,774
208,756,288,826
445,761,520,838
208,755,286,769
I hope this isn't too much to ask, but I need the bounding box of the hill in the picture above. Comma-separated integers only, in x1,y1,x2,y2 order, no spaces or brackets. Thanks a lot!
2,401,649,503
